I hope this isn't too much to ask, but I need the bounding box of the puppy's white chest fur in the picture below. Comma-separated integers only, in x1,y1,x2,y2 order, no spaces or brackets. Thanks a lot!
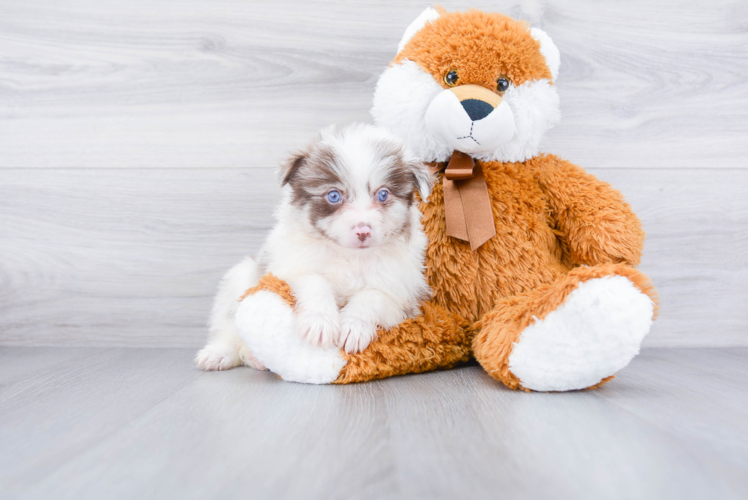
260,206,428,318
323,241,422,310
326,258,369,307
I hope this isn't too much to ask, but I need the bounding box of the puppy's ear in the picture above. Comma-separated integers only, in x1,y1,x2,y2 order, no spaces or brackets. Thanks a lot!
410,161,434,201
279,152,307,187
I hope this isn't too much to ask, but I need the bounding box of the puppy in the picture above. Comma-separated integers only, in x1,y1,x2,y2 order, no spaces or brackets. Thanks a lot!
196,123,433,371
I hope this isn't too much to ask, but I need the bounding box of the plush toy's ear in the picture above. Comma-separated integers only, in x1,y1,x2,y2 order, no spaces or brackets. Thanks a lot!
397,7,441,54
530,28,560,81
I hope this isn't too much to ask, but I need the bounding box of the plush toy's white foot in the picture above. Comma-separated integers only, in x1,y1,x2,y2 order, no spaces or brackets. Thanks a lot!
235,291,347,384
508,275,655,392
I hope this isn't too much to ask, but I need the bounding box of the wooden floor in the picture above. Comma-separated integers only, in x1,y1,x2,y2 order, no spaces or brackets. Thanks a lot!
1,347,746,500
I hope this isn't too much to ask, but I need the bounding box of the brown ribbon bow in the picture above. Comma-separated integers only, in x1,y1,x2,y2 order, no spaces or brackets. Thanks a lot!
429,151,496,251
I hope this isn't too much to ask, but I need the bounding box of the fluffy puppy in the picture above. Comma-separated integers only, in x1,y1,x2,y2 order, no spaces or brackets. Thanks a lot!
196,123,433,371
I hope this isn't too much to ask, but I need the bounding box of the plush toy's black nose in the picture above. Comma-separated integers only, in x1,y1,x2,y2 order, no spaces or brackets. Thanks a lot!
460,99,494,121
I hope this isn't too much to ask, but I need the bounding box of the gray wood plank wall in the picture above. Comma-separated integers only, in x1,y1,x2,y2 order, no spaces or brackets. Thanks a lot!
1,0,746,347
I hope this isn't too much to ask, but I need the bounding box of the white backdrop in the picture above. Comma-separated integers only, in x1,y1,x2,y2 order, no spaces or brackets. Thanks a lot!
1,0,746,347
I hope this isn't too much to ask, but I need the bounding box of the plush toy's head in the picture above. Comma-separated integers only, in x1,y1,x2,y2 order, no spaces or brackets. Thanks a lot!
371,8,561,163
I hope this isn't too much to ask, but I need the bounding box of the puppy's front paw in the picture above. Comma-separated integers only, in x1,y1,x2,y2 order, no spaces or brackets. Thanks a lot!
337,315,378,354
296,310,340,348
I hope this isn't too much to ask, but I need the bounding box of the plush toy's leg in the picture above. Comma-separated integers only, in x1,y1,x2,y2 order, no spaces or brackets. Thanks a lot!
235,274,472,384
334,301,472,384
473,263,658,392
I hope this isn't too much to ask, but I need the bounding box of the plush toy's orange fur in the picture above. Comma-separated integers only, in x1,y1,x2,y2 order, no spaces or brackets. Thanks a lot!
239,273,295,307
396,10,553,87
424,154,650,326
335,301,473,384
243,10,657,390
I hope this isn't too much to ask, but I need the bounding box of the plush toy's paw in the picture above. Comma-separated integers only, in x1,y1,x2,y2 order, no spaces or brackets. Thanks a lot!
296,309,340,349
235,290,347,384
337,314,378,354
195,343,241,371
508,275,655,391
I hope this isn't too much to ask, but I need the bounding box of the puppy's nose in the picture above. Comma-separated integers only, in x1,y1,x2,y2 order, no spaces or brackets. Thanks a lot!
355,224,371,242
460,99,494,121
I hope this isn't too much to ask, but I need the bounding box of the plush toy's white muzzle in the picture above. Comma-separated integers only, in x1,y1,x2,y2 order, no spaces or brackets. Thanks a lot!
425,84,516,156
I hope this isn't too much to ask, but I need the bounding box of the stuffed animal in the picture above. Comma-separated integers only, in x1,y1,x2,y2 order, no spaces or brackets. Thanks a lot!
235,7,657,391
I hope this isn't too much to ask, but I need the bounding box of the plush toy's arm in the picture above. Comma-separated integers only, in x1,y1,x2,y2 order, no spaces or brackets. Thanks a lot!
236,274,474,384
531,154,645,267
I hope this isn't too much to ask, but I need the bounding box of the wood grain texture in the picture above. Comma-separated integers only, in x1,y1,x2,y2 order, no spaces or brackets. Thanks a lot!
0,0,746,347
0,168,277,347
0,0,746,169
0,347,746,500
1,167,746,347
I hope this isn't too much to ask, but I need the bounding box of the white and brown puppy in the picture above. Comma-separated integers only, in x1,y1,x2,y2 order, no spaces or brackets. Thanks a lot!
196,123,433,371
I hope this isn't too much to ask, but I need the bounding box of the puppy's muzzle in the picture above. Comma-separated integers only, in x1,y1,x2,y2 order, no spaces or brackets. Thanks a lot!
451,85,502,121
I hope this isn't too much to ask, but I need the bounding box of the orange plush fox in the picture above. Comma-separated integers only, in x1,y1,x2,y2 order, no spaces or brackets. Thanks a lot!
234,7,658,391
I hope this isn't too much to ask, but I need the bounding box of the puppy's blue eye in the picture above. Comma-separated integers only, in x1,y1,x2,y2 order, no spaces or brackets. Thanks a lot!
327,190,341,203
377,189,389,202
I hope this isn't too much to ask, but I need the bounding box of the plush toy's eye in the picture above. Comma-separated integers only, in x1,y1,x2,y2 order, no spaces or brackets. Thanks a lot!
327,190,342,203
444,70,459,87
496,76,510,93
377,189,389,202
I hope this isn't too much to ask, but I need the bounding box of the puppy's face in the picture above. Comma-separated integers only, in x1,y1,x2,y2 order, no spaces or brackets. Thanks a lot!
280,124,432,250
